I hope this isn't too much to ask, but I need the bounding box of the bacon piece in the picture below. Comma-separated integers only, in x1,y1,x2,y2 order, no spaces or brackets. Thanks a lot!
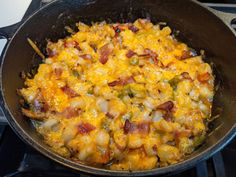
54,68,63,78
124,120,150,134
33,99,42,112
156,101,174,122
64,40,81,51
140,48,159,65
64,41,76,48
113,25,124,37
31,92,49,113
137,122,150,134
77,122,96,134
162,111,173,122
157,101,174,111
33,99,49,113
126,50,136,58
41,102,49,112
181,72,192,80
62,107,81,118
79,54,92,60
108,76,135,87
137,19,151,29
124,120,135,134
106,112,115,119
46,47,57,57
144,48,157,57
90,44,97,52
99,44,113,64
74,43,82,51
152,56,159,65
128,25,139,33
179,50,192,60
152,145,157,152
100,150,110,164
123,76,135,85
197,72,211,83
61,85,79,98
108,80,120,87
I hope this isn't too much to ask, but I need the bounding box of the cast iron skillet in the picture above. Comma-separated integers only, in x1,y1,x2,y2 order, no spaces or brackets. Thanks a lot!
1,0,236,176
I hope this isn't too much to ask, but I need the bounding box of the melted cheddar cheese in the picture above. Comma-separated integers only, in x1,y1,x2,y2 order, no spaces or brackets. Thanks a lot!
20,19,214,170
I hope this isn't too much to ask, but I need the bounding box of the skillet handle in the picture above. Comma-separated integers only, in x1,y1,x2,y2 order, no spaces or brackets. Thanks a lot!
208,8,236,28
0,23,23,125
0,22,22,40
0,22,23,125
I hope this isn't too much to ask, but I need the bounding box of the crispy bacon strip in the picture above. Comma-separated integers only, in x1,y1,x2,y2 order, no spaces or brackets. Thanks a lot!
99,44,113,64
181,72,192,80
179,50,192,60
156,101,174,122
157,101,174,111
137,122,150,134
126,50,136,58
113,25,125,37
61,85,79,98
128,25,139,33
54,68,63,78
124,120,150,134
33,99,49,113
106,112,115,119
77,122,96,134
46,47,57,57
62,107,81,118
139,48,159,65
197,72,211,83
108,76,135,87
64,40,81,51
79,54,92,60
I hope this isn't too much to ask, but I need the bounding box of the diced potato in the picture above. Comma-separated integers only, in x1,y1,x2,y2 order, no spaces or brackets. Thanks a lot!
157,144,180,164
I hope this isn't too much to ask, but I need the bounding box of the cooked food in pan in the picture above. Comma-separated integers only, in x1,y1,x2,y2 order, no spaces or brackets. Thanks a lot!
19,19,214,170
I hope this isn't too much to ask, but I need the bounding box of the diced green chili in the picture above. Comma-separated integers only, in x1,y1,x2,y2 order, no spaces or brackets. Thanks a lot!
129,57,139,65
169,75,181,90
122,112,133,120
193,134,206,147
87,87,94,95
72,70,80,77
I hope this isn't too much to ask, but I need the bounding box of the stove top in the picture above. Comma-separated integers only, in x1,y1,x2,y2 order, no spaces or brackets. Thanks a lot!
0,1,236,177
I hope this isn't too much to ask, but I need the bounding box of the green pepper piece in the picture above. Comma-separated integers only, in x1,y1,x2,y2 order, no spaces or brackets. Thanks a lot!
72,70,80,77
87,87,94,95
129,57,139,65
169,75,181,90
193,134,206,147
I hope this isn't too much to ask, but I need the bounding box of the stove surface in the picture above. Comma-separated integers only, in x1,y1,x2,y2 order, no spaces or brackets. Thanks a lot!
0,1,236,177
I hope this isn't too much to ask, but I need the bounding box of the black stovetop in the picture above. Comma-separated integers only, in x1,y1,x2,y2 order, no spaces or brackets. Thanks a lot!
1,1,236,177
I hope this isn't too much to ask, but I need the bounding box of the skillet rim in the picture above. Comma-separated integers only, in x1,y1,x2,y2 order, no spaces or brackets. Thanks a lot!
0,0,236,176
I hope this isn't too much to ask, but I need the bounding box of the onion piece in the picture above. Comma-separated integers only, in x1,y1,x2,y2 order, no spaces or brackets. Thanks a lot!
96,98,108,113
153,111,163,122
42,119,58,129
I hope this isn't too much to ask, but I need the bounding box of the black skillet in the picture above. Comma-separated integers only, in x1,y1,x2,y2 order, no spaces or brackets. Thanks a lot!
0,0,236,176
